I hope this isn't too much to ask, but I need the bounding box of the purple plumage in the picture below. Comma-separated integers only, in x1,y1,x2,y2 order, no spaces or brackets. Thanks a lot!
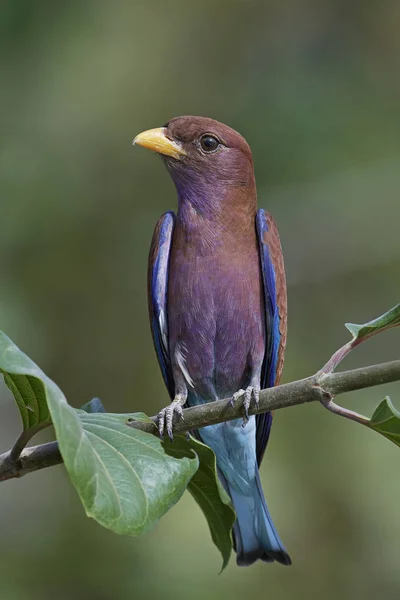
135,116,290,566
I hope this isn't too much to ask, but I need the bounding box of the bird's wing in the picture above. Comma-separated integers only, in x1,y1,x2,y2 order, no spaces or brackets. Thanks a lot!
147,211,176,399
255,209,288,465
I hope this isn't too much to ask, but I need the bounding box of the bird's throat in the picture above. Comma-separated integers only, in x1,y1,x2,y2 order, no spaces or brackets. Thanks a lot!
175,185,258,255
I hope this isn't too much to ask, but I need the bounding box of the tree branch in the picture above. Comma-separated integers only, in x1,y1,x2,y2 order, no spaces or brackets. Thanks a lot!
1,359,399,482
0,442,61,482
7,422,52,466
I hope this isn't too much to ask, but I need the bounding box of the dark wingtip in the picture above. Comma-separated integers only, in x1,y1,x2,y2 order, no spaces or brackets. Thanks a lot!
265,551,292,566
236,549,292,567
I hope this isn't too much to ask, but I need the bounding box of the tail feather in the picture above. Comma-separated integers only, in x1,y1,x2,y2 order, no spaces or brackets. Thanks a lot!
197,418,290,567
227,470,291,567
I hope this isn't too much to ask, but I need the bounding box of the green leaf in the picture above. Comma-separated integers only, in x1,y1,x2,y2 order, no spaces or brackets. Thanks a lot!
73,412,199,534
321,303,400,373
0,332,50,431
0,332,234,561
163,435,236,571
127,412,155,424
0,332,199,535
368,396,400,448
345,303,400,341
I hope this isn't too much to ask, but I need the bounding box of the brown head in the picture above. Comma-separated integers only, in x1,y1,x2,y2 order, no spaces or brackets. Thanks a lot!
134,116,257,217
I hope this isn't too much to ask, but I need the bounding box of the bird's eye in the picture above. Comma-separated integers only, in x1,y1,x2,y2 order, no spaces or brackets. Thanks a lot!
200,135,220,153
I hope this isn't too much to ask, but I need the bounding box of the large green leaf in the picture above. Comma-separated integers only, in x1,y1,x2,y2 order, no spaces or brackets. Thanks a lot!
345,303,400,341
0,332,50,431
163,435,236,571
75,412,199,534
368,396,400,448
0,332,236,564
0,333,198,535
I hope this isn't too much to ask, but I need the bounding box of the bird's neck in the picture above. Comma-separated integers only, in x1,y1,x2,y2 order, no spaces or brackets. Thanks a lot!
175,181,258,253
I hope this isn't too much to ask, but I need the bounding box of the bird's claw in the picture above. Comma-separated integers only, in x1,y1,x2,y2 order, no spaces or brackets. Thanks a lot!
157,398,185,441
231,386,260,426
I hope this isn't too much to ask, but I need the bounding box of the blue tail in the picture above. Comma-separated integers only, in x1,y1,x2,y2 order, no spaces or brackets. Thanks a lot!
194,414,290,567
225,470,291,566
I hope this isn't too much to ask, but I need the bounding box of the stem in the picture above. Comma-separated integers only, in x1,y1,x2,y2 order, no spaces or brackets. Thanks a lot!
0,359,399,481
318,340,355,374
8,422,51,466
321,400,370,425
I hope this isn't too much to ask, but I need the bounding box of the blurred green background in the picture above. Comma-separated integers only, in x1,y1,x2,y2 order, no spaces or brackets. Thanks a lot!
1,0,400,598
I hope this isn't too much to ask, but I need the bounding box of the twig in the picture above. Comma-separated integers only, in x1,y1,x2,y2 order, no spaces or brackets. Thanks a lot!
0,359,399,481
0,442,61,481
8,422,51,466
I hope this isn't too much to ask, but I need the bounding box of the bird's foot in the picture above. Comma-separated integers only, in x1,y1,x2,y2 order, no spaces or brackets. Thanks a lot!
231,386,260,426
157,395,186,441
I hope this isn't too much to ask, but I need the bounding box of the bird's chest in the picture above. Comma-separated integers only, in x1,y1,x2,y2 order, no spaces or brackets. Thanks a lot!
167,233,264,343
166,215,265,396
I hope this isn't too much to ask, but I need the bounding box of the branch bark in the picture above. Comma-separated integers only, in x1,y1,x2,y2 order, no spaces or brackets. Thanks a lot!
1,358,399,482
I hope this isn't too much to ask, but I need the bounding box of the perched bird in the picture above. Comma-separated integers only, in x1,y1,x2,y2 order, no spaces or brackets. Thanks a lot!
134,116,290,567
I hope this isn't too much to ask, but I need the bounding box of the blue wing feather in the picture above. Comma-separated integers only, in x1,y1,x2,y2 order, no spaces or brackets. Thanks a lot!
147,211,175,399
255,209,282,465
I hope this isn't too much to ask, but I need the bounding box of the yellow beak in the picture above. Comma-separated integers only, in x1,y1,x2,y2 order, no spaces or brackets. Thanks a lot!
133,127,186,160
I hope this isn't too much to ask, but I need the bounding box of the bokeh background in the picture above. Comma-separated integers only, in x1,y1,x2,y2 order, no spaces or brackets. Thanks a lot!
1,1,400,598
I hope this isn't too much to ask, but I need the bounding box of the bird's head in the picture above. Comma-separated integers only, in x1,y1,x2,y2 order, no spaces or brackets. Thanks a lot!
133,116,256,214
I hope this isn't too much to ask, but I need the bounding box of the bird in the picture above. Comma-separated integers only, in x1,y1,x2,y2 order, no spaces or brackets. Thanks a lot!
133,116,290,567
